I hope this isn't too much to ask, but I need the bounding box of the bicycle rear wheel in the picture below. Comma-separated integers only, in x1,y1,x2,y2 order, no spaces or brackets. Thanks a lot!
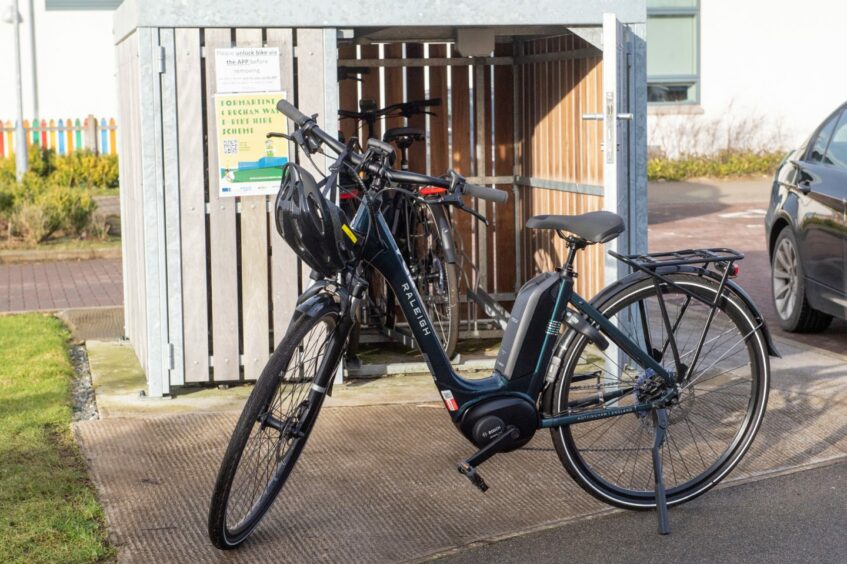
545,273,769,509
208,304,341,549
408,203,459,357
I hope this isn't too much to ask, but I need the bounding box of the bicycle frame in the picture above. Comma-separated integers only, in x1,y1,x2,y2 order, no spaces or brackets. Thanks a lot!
349,193,673,430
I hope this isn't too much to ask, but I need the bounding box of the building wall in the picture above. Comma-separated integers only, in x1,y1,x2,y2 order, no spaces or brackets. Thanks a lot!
0,2,116,120
648,0,847,156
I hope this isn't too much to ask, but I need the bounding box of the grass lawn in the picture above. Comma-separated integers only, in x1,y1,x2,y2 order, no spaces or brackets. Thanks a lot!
0,314,113,563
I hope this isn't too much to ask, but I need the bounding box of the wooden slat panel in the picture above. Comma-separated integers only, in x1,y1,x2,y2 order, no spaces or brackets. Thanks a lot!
295,29,328,291
235,28,270,381
516,34,606,298
483,62,495,291
383,43,404,161
338,45,359,141
493,42,515,295
118,33,148,367
427,44,449,178
175,28,210,383
405,43,426,172
267,28,298,347
451,60,474,318
359,44,380,142
205,28,240,381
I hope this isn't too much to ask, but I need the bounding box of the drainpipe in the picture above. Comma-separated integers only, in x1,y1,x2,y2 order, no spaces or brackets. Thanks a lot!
5,0,28,181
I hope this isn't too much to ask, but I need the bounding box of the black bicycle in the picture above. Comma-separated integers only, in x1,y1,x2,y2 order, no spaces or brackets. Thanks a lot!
208,100,778,549
339,98,460,358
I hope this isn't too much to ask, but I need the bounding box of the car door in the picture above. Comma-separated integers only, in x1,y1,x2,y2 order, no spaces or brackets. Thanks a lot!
821,111,847,298
795,107,847,297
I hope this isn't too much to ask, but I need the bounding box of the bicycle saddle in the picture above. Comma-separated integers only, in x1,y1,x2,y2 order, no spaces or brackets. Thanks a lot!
383,127,425,148
526,211,625,244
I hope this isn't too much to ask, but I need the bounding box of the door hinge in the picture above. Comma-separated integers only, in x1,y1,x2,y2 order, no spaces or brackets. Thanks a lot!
167,342,175,370
158,45,166,74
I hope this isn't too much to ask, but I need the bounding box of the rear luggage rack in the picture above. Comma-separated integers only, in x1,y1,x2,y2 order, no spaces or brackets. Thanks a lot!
608,248,745,310
610,248,743,272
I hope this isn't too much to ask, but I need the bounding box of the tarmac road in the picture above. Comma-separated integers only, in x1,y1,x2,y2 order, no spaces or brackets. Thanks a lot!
435,459,847,564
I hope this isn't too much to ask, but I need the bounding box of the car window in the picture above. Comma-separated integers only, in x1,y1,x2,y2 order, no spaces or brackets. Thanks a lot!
808,110,840,163
824,111,847,170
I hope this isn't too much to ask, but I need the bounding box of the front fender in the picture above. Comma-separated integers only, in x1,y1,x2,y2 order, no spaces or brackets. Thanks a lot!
289,284,342,332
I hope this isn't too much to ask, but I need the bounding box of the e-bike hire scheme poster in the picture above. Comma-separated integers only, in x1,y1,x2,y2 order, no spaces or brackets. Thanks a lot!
214,47,289,197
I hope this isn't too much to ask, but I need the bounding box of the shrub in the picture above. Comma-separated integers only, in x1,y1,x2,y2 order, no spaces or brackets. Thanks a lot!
9,203,49,246
51,150,119,189
647,150,787,182
6,186,96,243
0,149,119,190
87,212,111,241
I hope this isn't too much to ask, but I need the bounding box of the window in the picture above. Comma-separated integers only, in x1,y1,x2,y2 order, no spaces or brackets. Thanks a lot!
46,0,122,10
647,0,700,104
808,112,839,164
824,111,847,170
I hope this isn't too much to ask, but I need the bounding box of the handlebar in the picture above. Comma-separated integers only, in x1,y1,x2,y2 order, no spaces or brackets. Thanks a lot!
462,182,509,204
276,99,312,128
275,99,508,203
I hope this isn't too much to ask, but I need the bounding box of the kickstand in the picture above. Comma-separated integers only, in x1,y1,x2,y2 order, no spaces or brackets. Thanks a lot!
652,407,671,535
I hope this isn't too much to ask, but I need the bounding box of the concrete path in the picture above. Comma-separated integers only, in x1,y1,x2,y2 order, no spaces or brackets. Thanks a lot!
74,334,847,563
0,258,122,313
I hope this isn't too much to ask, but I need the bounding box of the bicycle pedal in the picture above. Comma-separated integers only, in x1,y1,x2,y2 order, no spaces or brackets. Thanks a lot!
457,463,489,492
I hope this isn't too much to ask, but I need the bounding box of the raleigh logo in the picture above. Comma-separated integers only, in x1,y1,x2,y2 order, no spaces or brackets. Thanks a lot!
400,282,432,337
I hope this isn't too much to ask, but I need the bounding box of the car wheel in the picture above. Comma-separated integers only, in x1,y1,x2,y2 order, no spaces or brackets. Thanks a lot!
771,227,832,332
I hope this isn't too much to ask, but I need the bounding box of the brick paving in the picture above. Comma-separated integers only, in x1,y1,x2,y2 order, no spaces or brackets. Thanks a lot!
648,184,847,356
0,258,122,313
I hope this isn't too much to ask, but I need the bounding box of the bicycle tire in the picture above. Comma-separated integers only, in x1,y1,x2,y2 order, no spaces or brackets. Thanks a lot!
410,203,459,357
544,273,769,509
208,303,341,549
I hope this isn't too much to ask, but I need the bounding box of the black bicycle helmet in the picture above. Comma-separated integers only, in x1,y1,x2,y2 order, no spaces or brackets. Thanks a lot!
274,163,357,277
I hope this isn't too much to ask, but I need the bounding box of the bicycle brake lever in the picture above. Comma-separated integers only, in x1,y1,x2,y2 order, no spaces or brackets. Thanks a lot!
458,202,488,225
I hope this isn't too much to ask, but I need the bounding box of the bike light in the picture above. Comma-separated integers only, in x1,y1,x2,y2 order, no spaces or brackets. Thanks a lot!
730,264,739,277
421,186,447,196
339,190,360,201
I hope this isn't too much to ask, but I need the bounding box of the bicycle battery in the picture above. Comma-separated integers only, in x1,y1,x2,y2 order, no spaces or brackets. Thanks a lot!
494,272,560,381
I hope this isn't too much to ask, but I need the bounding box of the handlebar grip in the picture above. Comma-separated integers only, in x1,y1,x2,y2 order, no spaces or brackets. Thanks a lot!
276,99,311,127
463,183,508,204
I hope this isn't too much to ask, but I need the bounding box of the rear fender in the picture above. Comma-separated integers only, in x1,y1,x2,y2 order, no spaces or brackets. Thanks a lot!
545,266,780,384
542,266,780,413
430,204,458,264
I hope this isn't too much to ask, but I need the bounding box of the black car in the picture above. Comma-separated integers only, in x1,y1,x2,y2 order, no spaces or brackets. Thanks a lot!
766,101,847,332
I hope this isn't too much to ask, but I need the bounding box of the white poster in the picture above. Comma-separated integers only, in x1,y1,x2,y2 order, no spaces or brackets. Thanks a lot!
215,47,281,93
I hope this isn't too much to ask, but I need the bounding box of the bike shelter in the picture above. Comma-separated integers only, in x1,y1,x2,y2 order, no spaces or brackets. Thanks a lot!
113,0,648,396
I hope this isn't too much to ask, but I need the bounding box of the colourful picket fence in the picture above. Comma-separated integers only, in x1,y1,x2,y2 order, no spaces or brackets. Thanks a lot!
0,115,117,158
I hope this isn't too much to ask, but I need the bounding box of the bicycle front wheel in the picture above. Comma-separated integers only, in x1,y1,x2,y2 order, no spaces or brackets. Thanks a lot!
208,303,342,549
545,273,769,509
